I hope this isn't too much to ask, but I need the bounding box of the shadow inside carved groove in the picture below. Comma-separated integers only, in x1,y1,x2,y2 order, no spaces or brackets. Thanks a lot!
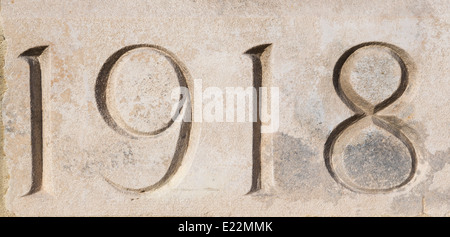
326,116,417,192
244,44,274,194
324,42,417,193
332,42,410,115
95,44,187,139
19,46,48,196
104,117,192,193
96,44,194,193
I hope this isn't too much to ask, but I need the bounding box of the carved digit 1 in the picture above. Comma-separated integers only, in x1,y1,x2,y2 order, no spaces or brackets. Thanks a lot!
244,44,275,194
20,46,51,196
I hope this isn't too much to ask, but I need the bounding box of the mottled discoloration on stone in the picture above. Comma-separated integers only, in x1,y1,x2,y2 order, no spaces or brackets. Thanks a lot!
1,0,449,216
343,131,412,190
0,7,14,216
347,47,402,105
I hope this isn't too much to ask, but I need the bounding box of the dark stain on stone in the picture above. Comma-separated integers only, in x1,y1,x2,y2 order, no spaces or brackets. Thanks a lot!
391,148,450,216
427,148,450,173
272,132,350,204
343,131,412,190
273,133,316,190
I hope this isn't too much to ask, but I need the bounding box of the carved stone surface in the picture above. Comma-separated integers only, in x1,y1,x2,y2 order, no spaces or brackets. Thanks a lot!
1,0,449,216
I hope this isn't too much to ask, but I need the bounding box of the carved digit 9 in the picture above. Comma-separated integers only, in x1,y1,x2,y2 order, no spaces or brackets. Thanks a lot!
95,44,198,193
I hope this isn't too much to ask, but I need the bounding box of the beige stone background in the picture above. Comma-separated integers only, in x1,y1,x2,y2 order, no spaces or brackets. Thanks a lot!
0,0,449,216
0,10,12,216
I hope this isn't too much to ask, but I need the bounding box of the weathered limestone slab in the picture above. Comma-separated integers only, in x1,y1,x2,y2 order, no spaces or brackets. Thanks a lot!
1,0,449,216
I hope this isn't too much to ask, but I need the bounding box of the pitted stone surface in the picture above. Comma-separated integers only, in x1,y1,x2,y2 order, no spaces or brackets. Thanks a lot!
1,0,449,216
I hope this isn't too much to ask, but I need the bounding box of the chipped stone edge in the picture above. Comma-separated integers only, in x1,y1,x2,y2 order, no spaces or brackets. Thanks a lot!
0,3,13,217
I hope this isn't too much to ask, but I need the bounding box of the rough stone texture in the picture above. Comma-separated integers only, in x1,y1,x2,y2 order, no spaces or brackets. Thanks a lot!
0,12,13,216
1,0,449,216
